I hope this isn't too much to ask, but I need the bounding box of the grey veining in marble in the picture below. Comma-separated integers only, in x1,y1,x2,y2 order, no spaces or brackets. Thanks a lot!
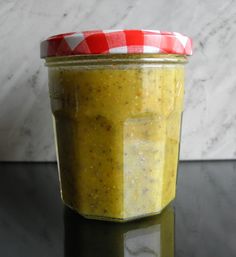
0,0,236,160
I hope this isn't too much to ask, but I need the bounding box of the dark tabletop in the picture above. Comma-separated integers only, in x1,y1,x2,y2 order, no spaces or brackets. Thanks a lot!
0,161,236,257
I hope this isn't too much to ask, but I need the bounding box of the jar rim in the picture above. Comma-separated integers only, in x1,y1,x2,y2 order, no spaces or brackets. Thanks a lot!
45,54,188,67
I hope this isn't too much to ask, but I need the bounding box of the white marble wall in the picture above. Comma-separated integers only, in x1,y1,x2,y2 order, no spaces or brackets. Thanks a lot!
0,0,235,161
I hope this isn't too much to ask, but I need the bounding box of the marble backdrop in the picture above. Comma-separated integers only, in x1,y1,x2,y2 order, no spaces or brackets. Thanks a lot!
0,0,235,161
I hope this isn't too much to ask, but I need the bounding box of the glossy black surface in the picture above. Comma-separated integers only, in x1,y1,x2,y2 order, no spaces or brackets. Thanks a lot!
0,161,236,257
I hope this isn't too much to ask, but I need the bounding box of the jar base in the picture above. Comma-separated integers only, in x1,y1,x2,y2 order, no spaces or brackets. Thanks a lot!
63,200,173,223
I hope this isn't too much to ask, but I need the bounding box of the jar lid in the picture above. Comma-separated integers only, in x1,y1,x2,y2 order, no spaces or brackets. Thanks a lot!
40,30,192,58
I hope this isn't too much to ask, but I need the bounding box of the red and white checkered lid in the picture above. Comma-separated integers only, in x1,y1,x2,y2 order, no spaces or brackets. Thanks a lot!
40,30,192,58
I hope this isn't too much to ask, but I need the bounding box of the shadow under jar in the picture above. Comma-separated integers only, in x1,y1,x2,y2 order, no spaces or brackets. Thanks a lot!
41,30,192,222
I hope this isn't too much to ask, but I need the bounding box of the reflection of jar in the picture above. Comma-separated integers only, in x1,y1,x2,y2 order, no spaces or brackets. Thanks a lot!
41,30,192,222
64,206,174,257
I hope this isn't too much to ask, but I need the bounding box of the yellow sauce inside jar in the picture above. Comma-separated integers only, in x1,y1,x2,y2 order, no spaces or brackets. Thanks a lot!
47,55,185,221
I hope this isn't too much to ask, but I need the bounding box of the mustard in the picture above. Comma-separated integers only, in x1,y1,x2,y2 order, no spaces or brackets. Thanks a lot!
47,55,185,221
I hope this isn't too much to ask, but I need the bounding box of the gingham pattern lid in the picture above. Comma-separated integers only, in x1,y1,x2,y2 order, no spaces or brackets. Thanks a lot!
40,30,192,58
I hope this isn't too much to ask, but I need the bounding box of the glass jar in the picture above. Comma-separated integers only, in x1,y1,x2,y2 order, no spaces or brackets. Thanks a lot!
41,30,192,222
